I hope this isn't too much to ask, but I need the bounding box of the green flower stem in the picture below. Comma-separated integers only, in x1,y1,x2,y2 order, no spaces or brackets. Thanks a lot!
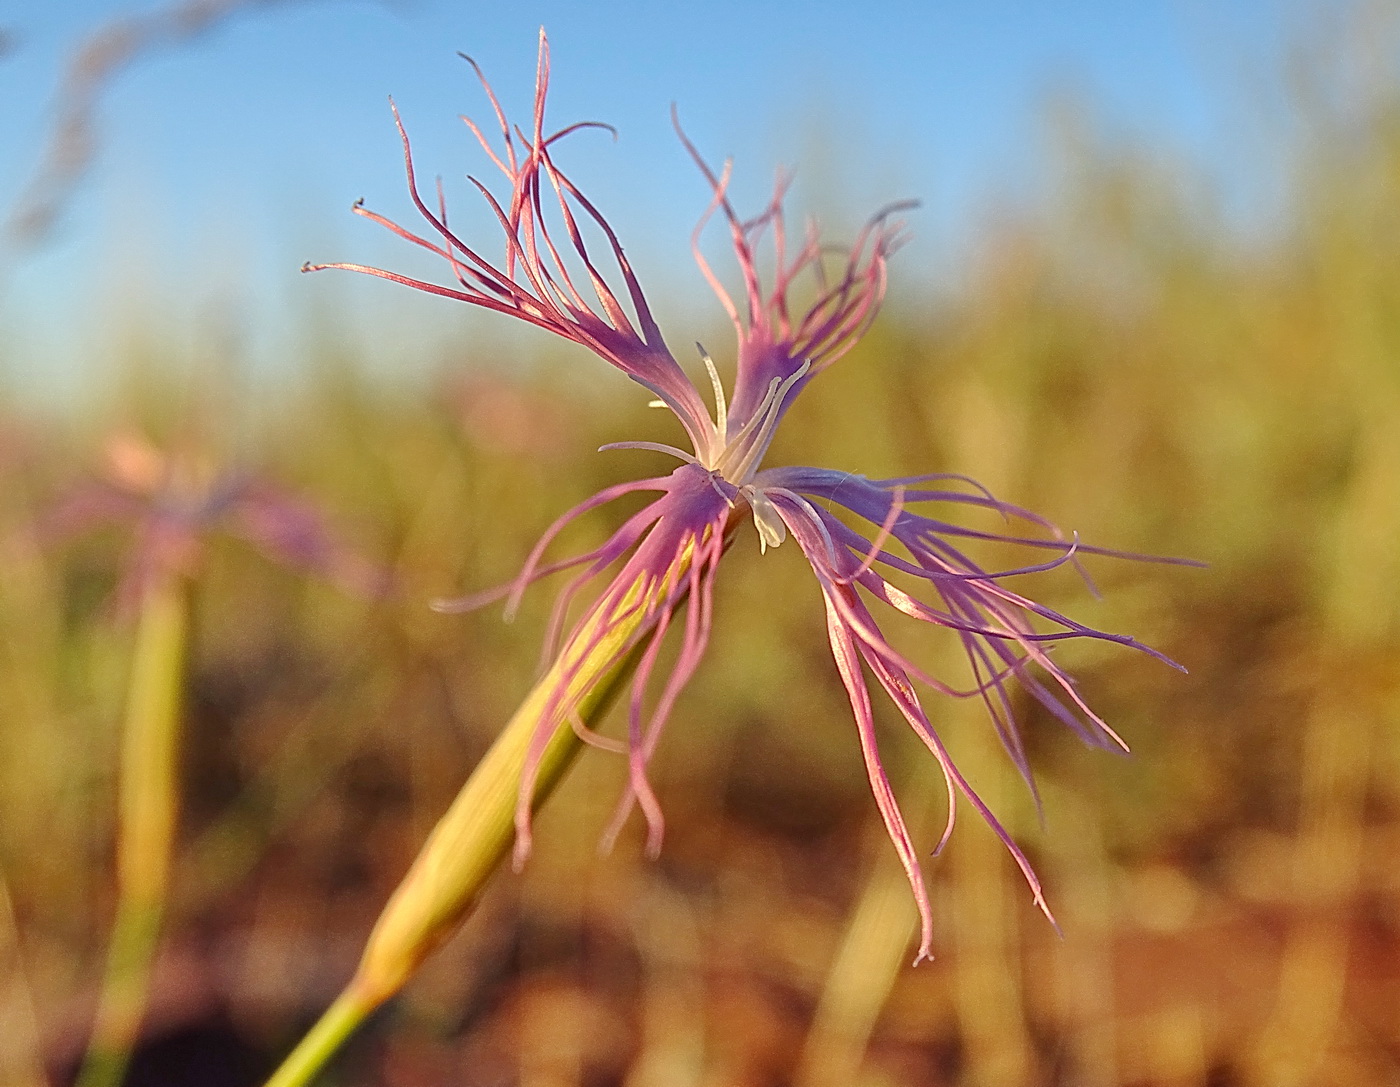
77,574,191,1087
256,989,368,1087
263,566,676,1087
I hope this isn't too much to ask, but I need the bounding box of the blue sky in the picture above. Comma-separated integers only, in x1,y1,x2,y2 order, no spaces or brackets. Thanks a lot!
0,0,1321,398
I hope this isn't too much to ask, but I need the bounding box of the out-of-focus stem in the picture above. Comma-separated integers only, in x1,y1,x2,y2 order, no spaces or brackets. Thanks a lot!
622,873,706,1087
0,869,50,1087
1041,784,1117,1087
949,700,1033,1087
794,753,951,1087
77,573,190,1087
1248,420,1395,1086
262,570,669,1087
793,823,918,1087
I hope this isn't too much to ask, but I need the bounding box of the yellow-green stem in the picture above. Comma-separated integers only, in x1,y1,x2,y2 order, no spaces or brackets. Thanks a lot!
263,564,680,1087
77,574,190,1087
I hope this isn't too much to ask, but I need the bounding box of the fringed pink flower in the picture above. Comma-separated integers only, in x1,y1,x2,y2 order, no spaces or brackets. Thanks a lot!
306,30,1189,963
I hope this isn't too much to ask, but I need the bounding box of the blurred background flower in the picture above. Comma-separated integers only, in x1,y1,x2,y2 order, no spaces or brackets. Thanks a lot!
39,430,387,606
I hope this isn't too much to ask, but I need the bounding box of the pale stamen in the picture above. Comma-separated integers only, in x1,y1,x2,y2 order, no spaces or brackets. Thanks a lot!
709,373,781,472
697,342,728,450
600,440,698,464
715,360,811,483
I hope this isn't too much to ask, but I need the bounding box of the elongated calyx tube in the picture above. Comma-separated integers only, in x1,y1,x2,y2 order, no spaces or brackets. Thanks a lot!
263,529,724,1087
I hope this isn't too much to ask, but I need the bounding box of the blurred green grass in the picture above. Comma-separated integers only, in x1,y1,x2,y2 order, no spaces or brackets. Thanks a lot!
2,47,1400,1087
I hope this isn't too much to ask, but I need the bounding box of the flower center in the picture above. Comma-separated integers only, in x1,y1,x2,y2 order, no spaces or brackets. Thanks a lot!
606,346,810,553
694,347,809,486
